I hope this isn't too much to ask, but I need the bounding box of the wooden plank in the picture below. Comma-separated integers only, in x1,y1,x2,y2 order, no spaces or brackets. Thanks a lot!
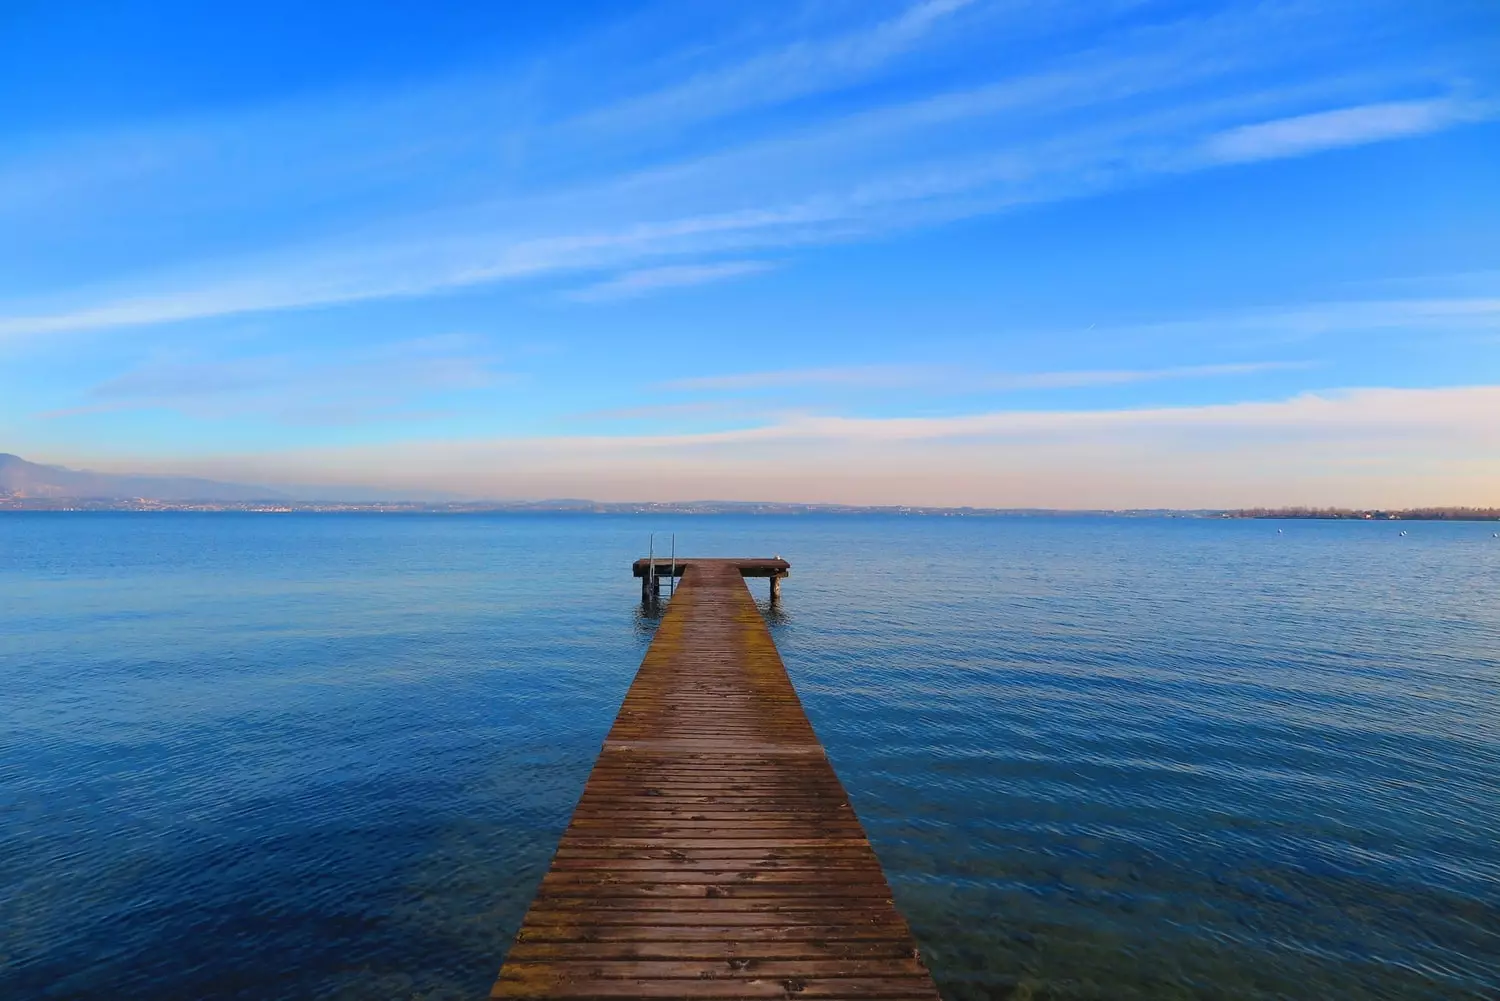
510,948,918,960
515,926,914,944
516,913,912,929
495,977,935,1000
540,856,882,872
490,560,939,1001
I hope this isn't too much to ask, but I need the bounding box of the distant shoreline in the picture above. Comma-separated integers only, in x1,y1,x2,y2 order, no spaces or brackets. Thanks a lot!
1221,507,1500,522
2,498,1497,520
7,455,1495,520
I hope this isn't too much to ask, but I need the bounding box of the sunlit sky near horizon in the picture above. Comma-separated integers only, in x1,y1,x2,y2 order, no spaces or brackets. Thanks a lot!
2,0,1498,506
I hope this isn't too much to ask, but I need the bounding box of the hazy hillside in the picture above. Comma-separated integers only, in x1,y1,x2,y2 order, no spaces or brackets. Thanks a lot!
0,453,286,501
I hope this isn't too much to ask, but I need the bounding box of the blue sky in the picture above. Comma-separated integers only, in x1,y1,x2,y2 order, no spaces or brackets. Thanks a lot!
2,0,1497,505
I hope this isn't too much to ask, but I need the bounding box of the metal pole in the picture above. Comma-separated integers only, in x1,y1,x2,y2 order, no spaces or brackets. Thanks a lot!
644,533,654,604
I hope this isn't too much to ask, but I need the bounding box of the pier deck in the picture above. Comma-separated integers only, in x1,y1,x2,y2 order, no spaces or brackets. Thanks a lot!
631,557,791,579
491,559,939,1000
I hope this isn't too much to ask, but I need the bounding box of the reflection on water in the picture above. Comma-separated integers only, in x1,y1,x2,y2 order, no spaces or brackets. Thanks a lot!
2,514,1497,1000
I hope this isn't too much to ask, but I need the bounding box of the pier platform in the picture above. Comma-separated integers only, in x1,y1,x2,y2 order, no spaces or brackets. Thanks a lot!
630,557,791,579
490,558,939,1000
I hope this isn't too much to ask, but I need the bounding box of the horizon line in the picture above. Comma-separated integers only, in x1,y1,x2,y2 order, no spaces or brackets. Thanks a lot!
4,496,1499,520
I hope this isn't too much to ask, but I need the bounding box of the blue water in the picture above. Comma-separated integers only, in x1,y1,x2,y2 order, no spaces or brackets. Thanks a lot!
2,514,1498,1000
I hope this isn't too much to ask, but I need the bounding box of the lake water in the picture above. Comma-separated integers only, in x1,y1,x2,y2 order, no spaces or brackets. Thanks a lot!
2,513,1497,1000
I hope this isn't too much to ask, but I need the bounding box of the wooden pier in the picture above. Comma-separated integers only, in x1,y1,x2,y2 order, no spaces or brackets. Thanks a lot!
632,557,791,604
491,558,940,1001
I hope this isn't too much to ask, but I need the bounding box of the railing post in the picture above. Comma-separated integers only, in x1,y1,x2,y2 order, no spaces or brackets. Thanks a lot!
644,534,656,607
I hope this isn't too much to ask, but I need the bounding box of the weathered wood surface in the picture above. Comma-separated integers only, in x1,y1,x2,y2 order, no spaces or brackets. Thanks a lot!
491,560,939,1001
631,558,790,579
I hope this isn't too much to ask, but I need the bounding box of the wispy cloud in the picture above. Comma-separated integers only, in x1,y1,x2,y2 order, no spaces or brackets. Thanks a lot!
661,360,1310,393
671,385,1500,444
570,400,769,422
570,0,980,135
141,385,1500,508
37,335,505,425
0,3,1490,339
0,207,830,339
662,364,934,392
985,361,1315,389
1203,98,1489,164
1114,296,1500,346
565,260,775,302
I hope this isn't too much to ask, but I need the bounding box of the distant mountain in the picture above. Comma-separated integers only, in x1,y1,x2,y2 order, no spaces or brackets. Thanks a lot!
0,453,287,501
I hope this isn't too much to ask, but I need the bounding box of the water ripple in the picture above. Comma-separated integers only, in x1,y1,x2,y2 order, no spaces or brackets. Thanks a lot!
2,514,1498,1000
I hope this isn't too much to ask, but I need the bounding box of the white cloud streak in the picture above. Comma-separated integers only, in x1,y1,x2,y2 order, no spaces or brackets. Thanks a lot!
36,335,506,425
566,260,775,302
663,360,1311,393
569,0,979,135
0,2,1492,340
662,364,933,391
1115,296,1500,345
1203,98,1489,163
670,385,1500,445
987,361,1314,389
92,385,1500,508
